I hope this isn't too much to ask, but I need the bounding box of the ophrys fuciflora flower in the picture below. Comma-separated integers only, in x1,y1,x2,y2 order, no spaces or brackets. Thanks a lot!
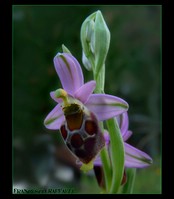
44,53,129,169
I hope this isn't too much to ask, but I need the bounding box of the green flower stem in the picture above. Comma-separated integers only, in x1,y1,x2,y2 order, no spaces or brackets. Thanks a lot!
94,65,105,93
122,168,136,194
100,146,112,191
99,123,112,191
94,102,112,193
106,118,125,193
85,10,124,193
94,67,112,192
93,55,124,194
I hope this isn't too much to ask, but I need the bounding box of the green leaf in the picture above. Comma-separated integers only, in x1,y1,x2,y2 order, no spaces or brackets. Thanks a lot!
106,118,125,193
122,168,136,194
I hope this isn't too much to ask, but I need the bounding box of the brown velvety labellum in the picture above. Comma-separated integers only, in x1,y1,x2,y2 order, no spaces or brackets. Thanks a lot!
70,133,84,148
78,130,105,164
84,137,96,152
60,125,67,140
85,120,98,135
94,166,105,189
66,143,72,151
74,149,93,164
74,149,87,159
65,111,83,131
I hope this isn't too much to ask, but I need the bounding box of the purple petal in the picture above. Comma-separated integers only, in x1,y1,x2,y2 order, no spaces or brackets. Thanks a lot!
44,104,65,130
50,91,63,103
116,112,129,137
123,130,132,141
124,143,153,168
74,81,96,103
86,94,129,121
54,53,84,96
103,131,110,146
93,156,102,166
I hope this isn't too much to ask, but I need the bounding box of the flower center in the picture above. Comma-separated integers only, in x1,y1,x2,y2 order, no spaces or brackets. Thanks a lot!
55,88,84,130
64,103,83,131
55,88,70,106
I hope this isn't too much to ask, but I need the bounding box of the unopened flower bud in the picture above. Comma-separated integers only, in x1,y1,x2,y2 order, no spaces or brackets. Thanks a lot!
80,10,110,78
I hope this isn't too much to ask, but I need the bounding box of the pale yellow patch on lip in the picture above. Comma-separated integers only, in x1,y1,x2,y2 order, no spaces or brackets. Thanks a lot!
80,160,94,173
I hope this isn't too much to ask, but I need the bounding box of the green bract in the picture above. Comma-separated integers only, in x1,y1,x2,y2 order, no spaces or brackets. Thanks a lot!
62,44,71,54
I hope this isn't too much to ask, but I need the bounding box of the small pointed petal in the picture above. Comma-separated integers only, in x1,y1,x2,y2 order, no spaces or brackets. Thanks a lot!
123,130,133,142
44,104,65,130
74,80,96,103
124,143,153,168
50,91,63,103
116,112,129,137
54,53,84,95
86,94,129,121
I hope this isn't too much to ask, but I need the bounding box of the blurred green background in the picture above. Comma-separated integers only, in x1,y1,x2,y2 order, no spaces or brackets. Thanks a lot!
13,5,161,194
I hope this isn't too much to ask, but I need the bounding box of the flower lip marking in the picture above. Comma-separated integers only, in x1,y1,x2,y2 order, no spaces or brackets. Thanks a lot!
60,108,105,164
85,120,98,135
60,125,68,140
71,133,84,148
84,137,96,152
64,104,83,131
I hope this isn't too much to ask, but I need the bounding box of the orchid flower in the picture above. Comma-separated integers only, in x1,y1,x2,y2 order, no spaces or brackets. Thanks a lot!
94,112,152,168
44,52,129,167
